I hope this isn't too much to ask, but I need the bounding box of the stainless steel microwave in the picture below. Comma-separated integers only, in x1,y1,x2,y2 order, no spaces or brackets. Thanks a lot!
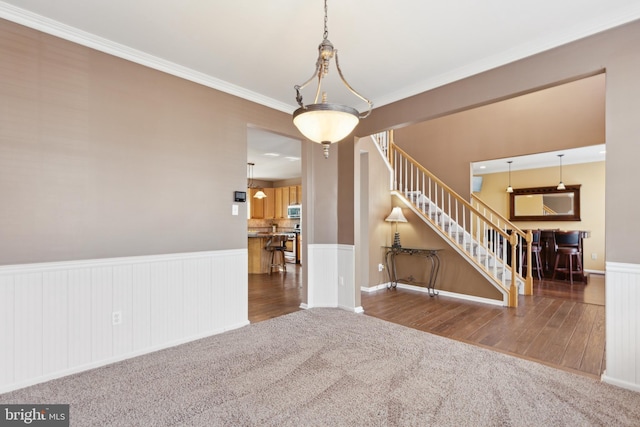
287,205,301,218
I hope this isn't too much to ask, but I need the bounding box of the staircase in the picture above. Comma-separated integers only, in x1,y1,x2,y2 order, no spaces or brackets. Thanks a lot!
372,131,533,307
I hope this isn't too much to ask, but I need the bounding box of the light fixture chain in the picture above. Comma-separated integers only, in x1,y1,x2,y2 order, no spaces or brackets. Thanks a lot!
323,0,329,41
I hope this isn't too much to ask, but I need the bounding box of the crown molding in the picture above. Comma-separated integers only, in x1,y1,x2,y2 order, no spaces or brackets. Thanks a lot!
3,2,640,113
0,2,295,114
371,6,640,109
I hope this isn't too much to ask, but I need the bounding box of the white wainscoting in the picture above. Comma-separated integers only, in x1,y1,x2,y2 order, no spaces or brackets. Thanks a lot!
603,262,640,392
0,250,248,393
337,245,356,312
307,244,357,311
307,244,338,308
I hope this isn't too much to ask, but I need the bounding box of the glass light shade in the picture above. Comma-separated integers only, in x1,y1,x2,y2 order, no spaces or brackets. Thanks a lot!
293,104,359,144
254,190,267,199
385,207,408,223
506,186,513,193
557,182,566,190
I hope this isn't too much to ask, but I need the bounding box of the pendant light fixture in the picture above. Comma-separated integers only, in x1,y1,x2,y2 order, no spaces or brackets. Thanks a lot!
506,160,513,193
247,162,267,199
292,0,373,159
556,154,566,190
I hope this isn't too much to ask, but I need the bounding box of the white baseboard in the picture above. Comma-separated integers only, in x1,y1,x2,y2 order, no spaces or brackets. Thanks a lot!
602,372,640,393
360,282,503,306
360,283,389,292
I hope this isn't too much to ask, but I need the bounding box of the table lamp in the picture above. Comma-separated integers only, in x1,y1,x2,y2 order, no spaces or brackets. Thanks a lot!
385,207,408,248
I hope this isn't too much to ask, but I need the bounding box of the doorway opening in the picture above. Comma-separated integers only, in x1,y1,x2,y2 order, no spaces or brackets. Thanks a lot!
247,126,304,322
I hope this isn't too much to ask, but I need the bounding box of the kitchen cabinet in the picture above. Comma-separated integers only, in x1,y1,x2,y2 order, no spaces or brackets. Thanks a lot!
281,187,290,215
249,188,276,219
263,188,275,219
288,186,296,205
288,185,302,205
249,188,264,218
274,187,283,218
252,185,299,219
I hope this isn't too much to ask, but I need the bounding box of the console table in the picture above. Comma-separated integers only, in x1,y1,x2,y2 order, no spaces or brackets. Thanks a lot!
384,246,442,296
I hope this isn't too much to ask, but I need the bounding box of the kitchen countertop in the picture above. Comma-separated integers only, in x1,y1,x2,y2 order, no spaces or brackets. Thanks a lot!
247,231,294,238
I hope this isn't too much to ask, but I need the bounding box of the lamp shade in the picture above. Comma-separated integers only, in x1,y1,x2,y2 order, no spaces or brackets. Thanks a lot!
293,104,359,144
253,190,267,199
385,207,408,223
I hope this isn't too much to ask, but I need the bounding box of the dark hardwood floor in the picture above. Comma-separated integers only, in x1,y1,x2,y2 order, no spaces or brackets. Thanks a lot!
248,265,304,323
249,266,605,379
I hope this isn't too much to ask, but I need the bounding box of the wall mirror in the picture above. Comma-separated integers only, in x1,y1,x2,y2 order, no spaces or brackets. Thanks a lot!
509,185,581,221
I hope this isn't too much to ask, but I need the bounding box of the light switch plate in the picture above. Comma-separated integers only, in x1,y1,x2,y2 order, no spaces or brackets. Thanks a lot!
232,204,239,216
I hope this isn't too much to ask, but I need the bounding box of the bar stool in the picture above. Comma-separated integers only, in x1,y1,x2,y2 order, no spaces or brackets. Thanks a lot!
265,235,287,274
522,230,543,280
552,231,583,284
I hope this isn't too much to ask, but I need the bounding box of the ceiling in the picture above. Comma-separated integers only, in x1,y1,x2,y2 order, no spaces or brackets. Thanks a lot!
472,144,606,175
247,128,301,181
1,1,637,179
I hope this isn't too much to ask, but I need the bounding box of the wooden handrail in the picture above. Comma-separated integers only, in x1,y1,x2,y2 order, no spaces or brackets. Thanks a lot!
391,144,513,241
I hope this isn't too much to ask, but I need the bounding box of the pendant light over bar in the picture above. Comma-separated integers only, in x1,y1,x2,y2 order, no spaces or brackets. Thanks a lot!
506,160,513,193
557,154,566,190
292,0,373,159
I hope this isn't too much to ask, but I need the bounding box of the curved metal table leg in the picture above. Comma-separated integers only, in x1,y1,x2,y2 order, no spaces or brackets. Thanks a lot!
426,253,440,297
385,250,398,289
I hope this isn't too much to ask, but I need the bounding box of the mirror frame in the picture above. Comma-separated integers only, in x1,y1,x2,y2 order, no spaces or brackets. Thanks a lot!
509,185,581,221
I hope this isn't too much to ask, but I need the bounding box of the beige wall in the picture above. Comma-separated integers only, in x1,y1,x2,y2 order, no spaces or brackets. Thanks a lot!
476,162,606,271
0,18,298,265
393,74,605,200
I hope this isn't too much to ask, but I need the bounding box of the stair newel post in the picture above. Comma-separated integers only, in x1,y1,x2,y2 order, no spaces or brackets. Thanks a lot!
525,230,533,295
509,232,519,307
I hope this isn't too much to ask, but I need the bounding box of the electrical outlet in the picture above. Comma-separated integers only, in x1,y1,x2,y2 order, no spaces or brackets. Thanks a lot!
591,253,597,260
378,263,384,272
112,311,122,325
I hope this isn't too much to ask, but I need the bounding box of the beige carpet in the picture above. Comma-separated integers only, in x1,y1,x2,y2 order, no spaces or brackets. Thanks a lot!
2,308,639,426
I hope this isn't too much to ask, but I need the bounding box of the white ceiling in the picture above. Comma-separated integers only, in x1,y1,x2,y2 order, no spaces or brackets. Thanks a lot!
472,144,606,175
1,1,636,179
247,128,301,181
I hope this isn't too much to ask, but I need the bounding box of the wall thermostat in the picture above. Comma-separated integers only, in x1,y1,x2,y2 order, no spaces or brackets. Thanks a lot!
234,191,246,202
